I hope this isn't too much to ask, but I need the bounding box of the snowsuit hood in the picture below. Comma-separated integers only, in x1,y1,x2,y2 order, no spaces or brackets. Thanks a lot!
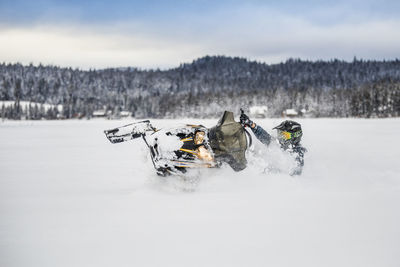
208,111,248,171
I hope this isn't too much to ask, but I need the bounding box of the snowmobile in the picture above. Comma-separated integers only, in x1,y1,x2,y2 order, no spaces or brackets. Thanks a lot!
104,111,251,176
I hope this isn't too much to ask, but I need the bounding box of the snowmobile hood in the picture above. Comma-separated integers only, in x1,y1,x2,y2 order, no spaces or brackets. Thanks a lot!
208,111,247,171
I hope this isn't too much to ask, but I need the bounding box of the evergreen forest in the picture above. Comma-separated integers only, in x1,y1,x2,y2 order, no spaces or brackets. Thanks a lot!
1,56,399,119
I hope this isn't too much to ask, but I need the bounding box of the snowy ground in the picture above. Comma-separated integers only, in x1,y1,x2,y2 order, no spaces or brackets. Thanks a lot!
1,117,399,267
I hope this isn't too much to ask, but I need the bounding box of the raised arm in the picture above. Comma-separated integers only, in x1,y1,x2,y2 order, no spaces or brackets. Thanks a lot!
240,112,272,146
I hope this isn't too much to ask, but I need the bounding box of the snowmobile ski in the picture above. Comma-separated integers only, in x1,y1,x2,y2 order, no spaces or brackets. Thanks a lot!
104,120,156,144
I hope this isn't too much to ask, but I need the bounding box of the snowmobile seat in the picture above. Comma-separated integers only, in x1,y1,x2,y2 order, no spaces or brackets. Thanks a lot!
208,111,248,171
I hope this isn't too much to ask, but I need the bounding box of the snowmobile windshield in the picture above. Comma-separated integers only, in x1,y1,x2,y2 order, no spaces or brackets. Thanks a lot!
208,111,248,171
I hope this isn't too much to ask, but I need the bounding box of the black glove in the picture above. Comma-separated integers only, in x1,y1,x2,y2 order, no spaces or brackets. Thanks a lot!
240,112,255,128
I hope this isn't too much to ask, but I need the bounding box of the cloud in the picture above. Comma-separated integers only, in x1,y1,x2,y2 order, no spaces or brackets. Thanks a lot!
0,25,208,69
209,16,400,62
0,3,399,69
182,4,400,61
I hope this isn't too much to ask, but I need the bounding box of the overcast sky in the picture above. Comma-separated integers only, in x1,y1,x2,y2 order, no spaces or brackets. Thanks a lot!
0,0,399,69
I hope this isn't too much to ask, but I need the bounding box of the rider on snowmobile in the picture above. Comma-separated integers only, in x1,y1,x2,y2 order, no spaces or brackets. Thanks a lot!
240,112,307,175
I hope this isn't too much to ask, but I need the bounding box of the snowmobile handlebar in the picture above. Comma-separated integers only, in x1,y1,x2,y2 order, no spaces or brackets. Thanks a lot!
239,108,245,126
239,108,253,148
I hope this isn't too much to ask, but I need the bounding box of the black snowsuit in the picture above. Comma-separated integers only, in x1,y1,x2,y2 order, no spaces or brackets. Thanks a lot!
251,125,306,175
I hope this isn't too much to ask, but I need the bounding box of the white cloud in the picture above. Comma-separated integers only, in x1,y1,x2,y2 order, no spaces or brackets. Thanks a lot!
0,25,208,69
0,10,399,70
189,5,400,62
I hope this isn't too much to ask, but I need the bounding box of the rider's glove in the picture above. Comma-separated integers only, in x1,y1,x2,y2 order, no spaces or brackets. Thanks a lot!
240,113,255,128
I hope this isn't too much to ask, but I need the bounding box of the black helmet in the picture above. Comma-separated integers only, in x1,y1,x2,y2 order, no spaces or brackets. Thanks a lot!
273,120,302,146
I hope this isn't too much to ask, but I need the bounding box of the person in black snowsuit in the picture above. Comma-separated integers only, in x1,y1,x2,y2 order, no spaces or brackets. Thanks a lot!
240,113,307,175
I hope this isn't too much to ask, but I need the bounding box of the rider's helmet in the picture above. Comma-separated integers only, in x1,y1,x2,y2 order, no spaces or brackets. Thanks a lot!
273,120,302,146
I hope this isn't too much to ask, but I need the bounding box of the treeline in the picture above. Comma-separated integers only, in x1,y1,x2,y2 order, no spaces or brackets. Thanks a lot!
0,102,61,120
0,56,399,119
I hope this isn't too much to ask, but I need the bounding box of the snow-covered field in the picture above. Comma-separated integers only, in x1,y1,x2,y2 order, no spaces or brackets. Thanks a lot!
1,118,399,267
